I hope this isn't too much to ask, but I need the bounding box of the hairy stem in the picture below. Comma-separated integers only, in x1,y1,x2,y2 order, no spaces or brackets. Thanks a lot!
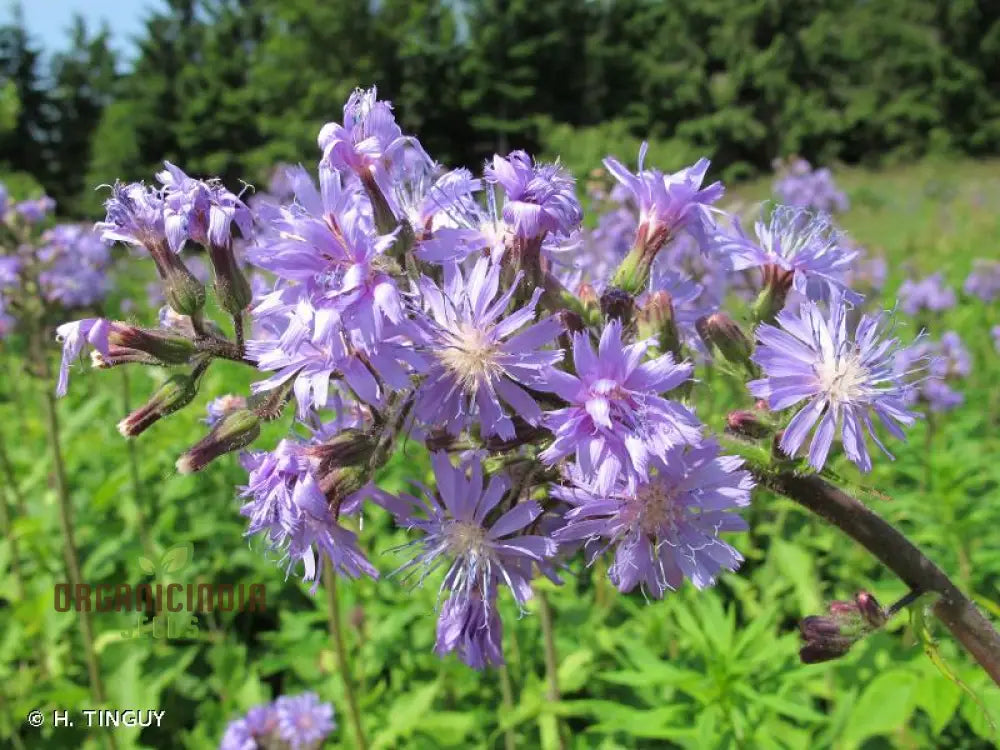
537,591,568,750
120,369,155,559
43,390,118,750
759,468,1000,686
499,664,517,750
323,562,368,750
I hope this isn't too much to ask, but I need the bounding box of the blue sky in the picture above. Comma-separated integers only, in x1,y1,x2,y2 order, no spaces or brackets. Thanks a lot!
16,0,164,59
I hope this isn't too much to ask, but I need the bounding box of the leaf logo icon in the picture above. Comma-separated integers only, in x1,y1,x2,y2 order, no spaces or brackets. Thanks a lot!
138,543,194,579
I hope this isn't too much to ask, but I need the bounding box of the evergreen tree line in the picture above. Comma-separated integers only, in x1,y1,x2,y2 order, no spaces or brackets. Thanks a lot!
2,0,999,216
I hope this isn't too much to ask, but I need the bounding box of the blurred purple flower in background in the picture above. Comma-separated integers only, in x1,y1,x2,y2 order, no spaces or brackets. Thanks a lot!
964,259,1000,302
898,273,956,316
773,157,849,214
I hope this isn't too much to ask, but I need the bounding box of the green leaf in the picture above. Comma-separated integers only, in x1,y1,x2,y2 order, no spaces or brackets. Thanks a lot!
840,669,918,745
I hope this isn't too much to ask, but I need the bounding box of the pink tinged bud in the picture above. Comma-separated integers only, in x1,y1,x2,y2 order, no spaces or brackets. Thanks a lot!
855,591,887,629
752,264,795,324
207,241,253,316
118,374,198,438
108,324,197,365
726,410,772,439
306,429,377,475
638,291,681,357
577,283,600,310
697,312,753,371
175,409,260,474
146,238,206,317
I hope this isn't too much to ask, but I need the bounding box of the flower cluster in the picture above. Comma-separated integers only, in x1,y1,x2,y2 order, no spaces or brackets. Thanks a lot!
773,156,849,214
220,692,335,750
0,183,112,341
898,272,956,316
58,86,935,675
964,259,1000,303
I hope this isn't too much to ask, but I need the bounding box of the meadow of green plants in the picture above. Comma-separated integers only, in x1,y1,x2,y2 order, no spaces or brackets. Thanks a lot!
1,153,998,750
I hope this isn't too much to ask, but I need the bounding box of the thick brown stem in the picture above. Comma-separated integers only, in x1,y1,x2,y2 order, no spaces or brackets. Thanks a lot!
760,469,1000,686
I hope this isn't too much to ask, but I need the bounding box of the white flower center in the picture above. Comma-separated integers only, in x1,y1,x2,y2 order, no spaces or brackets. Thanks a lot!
437,323,502,392
815,352,867,404
446,520,489,558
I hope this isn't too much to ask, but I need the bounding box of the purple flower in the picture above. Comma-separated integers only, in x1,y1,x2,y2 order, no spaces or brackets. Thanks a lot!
54,318,112,397
14,195,55,224
963,259,1000,303
716,205,859,303
602,143,724,252
413,256,563,439
553,440,752,597
773,158,849,214
937,331,971,378
0,256,20,287
893,333,969,413
993,325,1000,354
249,167,406,352
749,297,921,472
898,273,955,316
484,151,582,240
435,585,504,669
274,692,336,749
219,703,278,750
156,161,253,252
538,319,702,494
239,439,378,589
383,452,557,607
318,86,407,178
204,395,248,427
37,224,111,308
95,182,167,248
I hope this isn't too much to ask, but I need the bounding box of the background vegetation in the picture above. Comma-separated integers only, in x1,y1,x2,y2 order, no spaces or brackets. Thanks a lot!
2,1,1000,748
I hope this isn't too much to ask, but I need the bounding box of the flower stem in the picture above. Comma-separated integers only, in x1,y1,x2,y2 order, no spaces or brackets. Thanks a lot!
120,369,155,559
758,467,1000,686
322,561,368,750
42,389,118,750
499,664,517,750
232,312,245,357
537,591,567,750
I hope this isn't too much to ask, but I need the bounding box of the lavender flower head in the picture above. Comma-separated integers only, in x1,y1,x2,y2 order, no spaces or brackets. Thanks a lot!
383,452,556,610
274,692,336,749
893,332,969,413
54,318,112,396
963,259,1000,303
773,157,849,214
95,182,167,248
602,143,724,252
220,703,278,750
435,583,504,669
413,256,563,439
156,161,253,252
484,151,582,241
993,325,1000,354
717,205,859,303
318,85,407,178
898,272,956,316
553,440,752,597
539,319,702,493
37,224,111,308
239,438,378,588
14,195,56,224
749,296,922,472
220,694,334,750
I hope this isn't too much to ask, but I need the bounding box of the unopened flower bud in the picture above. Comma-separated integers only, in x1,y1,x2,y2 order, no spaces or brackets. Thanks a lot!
176,409,260,474
118,374,198,438
798,590,889,665
318,465,366,512
600,286,635,325
207,241,253,316
577,283,600,311
306,428,377,475
726,410,772,439
108,324,198,365
698,312,753,371
752,264,795,324
854,591,887,629
638,291,681,358
146,240,206,318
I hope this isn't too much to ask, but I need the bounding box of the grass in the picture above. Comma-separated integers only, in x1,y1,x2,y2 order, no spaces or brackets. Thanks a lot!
1,156,1000,749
